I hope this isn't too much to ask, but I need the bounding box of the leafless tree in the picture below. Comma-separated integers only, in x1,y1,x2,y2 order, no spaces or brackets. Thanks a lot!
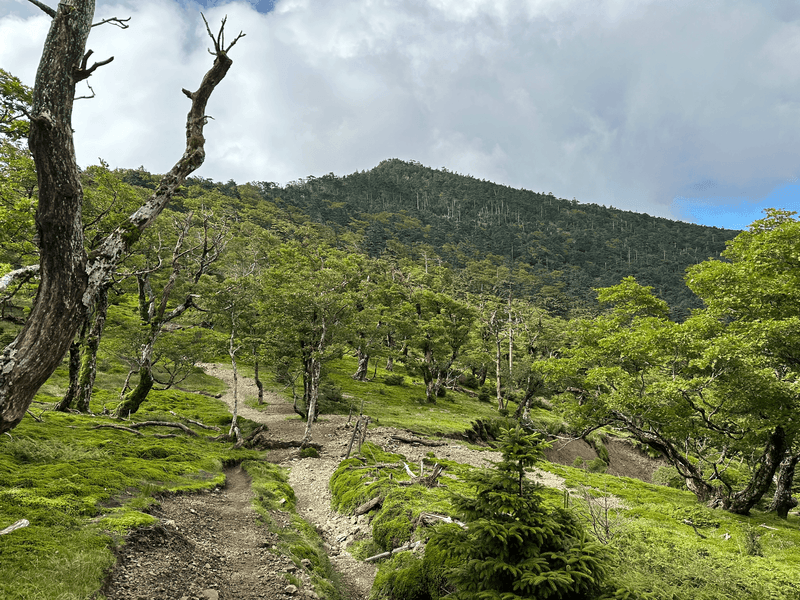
0,0,243,433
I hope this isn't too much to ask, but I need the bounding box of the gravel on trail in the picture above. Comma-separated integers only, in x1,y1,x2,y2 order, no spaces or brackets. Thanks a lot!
103,364,571,600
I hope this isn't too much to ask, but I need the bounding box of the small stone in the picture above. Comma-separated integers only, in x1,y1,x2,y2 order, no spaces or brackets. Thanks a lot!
286,565,298,573
285,584,299,595
201,591,219,600
300,558,312,569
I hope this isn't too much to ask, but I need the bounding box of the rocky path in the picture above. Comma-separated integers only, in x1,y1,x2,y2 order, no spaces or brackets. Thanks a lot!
104,464,302,600
104,364,575,600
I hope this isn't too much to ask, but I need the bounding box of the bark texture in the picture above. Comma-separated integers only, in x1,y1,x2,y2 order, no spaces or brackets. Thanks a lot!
768,449,799,519
0,2,241,433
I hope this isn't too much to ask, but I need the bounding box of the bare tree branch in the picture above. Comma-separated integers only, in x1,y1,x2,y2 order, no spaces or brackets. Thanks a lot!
26,0,55,18
92,16,131,29
74,50,114,82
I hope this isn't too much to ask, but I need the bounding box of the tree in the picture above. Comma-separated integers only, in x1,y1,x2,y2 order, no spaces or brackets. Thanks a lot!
541,277,791,514
0,1,243,434
686,209,800,517
113,206,228,417
259,242,365,443
397,288,476,403
429,426,610,599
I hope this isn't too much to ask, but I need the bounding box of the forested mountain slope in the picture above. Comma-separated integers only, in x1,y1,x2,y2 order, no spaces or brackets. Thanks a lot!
247,159,738,318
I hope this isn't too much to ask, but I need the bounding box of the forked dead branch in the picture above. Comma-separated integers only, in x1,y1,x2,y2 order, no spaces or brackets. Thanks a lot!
0,1,243,434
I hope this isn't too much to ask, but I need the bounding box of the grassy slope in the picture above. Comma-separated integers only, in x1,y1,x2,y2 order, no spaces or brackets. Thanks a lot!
3,353,800,600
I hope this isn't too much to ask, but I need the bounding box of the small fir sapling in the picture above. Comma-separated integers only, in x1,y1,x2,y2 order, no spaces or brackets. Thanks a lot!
429,425,613,600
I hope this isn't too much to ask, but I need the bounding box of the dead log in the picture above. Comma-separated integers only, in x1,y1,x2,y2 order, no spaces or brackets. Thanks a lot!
391,434,447,447
399,463,448,488
0,519,29,536
354,496,383,516
364,540,422,563
415,512,467,529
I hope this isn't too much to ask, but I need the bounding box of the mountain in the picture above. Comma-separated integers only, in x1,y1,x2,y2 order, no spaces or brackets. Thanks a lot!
249,159,739,318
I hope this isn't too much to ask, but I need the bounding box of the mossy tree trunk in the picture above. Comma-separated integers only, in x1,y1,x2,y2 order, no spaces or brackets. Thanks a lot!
55,320,87,412
74,285,108,412
721,426,787,515
352,346,369,381
0,0,241,434
768,449,800,518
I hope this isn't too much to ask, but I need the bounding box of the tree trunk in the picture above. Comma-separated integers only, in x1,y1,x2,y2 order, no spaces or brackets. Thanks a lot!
612,410,716,502
55,323,87,412
352,348,369,381
0,1,240,434
114,361,154,419
254,352,264,405
495,337,504,410
228,329,242,444
768,449,800,518
302,357,321,444
74,285,108,412
722,426,787,515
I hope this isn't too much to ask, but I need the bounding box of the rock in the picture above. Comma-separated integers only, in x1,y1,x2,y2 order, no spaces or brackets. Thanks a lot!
300,558,312,569
285,584,299,595
201,590,219,600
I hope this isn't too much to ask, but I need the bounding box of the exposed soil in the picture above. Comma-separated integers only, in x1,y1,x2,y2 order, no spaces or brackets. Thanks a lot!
104,365,662,600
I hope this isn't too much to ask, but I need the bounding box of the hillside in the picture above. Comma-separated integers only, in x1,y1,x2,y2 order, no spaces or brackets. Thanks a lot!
250,159,739,318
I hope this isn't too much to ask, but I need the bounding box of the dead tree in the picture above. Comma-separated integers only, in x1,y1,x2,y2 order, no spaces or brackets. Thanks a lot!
0,1,243,434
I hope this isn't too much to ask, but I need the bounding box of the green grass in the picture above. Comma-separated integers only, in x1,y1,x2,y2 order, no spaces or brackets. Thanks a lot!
322,357,506,436
0,386,261,600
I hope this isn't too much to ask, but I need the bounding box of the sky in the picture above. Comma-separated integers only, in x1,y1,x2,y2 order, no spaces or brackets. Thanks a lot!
2,0,799,231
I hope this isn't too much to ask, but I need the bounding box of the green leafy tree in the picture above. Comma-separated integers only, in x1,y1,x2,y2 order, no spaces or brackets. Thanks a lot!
686,209,800,517
258,241,365,442
397,287,476,402
542,277,790,513
430,426,611,599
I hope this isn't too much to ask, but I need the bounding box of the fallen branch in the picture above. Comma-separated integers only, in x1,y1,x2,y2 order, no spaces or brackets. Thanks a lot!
391,434,447,447
92,423,143,435
169,410,220,431
127,421,198,436
0,519,29,536
398,463,447,488
354,496,383,516
364,540,422,563
758,524,778,531
682,519,706,539
26,409,43,422
416,512,467,529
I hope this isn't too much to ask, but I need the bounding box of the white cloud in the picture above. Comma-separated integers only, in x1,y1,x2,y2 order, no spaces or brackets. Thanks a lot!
1,0,798,221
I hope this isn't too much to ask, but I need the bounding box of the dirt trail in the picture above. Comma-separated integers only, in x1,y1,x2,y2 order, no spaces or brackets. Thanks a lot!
105,464,298,599
198,363,378,600
105,364,581,600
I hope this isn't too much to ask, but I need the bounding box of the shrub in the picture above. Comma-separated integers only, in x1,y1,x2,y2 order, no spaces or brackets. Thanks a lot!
477,386,492,403
299,447,319,459
318,381,343,404
459,373,480,389
587,458,609,474
383,374,406,386
652,465,687,489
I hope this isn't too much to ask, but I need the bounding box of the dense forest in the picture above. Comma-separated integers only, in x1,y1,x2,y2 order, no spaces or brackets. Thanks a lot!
247,159,739,318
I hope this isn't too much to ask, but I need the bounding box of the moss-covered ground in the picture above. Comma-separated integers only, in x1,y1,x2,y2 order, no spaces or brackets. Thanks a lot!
330,440,800,600
0,359,348,600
